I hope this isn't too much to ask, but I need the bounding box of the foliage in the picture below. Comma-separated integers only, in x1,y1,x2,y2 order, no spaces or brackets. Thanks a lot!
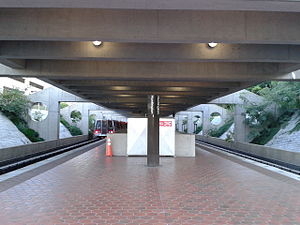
182,118,188,133
60,102,69,109
0,89,44,142
193,115,202,134
31,110,44,122
89,114,96,131
193,115,201,124
258,81,300,115
225,131,234,143
246,81,271,95
242,96,284,145
242,81,300,145
208,118,234,138
194,125,203,134
0,89,30,118
60,116,83,136
289,115,300,134
209,112,221,123
219,104,235,112
70,110,82,123
15,119,44,142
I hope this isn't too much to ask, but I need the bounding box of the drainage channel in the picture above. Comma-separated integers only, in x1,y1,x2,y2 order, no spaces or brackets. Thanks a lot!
0,138,105,175
196,140,300,176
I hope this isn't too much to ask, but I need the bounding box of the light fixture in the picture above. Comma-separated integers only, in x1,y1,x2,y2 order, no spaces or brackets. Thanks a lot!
167,87,190,91
92,40,102,46
116,94,133,97
111,86,131,91
208,42,218,48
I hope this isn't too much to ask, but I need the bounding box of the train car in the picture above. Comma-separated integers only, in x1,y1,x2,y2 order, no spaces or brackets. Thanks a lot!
93,119,127,138
93,119,113,138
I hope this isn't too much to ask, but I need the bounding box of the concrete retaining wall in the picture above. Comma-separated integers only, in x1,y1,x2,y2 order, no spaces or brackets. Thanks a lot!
175,134,195,157
0,135,88,166
107,133,127,156
196,135,300,170
107,133,195,157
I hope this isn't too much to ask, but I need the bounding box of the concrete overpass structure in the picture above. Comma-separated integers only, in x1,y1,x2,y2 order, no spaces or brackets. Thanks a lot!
1,1,300,166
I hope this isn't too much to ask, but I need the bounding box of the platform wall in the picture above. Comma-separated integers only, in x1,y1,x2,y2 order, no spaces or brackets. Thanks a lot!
107,133,195,157
0,135,89,166
196,135,300,170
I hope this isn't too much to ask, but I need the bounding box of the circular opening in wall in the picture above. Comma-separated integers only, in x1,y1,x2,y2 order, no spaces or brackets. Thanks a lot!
210,112,222,125
245,113,259,126
70,110,82,123
30,102,48,122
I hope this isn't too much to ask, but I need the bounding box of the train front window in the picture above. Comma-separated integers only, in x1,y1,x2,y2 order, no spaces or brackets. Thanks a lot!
102,120,108,128
108,120,113,129
95,121,101,130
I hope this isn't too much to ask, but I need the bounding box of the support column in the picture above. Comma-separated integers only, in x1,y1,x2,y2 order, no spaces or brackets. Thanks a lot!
187,113,194,134
147,95,160,167
234,105,249,142
201,105,210,136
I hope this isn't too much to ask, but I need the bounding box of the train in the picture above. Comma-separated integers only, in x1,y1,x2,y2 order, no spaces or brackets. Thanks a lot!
93,119,127,138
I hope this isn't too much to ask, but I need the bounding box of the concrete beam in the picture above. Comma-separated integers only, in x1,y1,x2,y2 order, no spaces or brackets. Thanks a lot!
278,63,300,74
0,59,25,69
92,97,206,105
1,9,300,44
108,103,187,109
1,0,300,12
2,42,300,63
280,70,300,81
77,91,217,97
0,60,281,81
54,80,241,88
71,86,228,93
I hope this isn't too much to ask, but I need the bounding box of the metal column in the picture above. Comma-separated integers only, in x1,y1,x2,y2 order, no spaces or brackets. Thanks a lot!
147,95,160,167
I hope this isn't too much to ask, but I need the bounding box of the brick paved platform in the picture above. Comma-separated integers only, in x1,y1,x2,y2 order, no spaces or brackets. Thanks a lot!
0,143,299,225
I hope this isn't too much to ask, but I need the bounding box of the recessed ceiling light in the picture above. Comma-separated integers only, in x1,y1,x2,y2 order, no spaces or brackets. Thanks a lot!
116,94,133,97
208,42,218,48
111,86,131,91
92,41,102,46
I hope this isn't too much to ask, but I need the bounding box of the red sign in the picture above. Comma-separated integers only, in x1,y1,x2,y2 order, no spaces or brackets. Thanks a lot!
160,121,172,127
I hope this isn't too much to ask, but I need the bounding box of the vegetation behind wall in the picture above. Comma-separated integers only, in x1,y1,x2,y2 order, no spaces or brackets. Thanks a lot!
208,118,234,138
60,115,83,136
0,89,44,142
244,81,300,145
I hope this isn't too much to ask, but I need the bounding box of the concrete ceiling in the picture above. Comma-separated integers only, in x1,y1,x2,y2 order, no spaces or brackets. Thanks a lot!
0,3,300,116
1,0,300,12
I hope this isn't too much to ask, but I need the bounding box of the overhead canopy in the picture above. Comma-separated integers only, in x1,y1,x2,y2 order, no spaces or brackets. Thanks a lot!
0,3,300,116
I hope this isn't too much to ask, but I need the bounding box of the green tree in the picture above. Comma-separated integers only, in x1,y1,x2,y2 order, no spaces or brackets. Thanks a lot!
259,81,300,115
70,110,82,123
60,115,83,136
0,89,44,142
89,114,96,131
246,81,271,96
242,81,300,144
0,89,30,118
60,102,69,109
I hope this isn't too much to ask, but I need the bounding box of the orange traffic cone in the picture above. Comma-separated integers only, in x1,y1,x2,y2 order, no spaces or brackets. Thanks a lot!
106,137,113,157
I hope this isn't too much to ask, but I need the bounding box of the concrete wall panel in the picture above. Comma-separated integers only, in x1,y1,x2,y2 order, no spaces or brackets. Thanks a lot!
0,135,88,166
196,135,300,170
175,134,195,157
107,133,127,156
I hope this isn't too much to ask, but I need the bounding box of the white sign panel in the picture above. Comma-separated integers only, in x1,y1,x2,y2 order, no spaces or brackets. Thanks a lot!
159,118,175,156
127,118,175,156
127,118,147,155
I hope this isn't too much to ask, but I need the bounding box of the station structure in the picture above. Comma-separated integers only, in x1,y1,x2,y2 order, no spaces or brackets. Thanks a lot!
0,2,300,224
1,1,300,166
